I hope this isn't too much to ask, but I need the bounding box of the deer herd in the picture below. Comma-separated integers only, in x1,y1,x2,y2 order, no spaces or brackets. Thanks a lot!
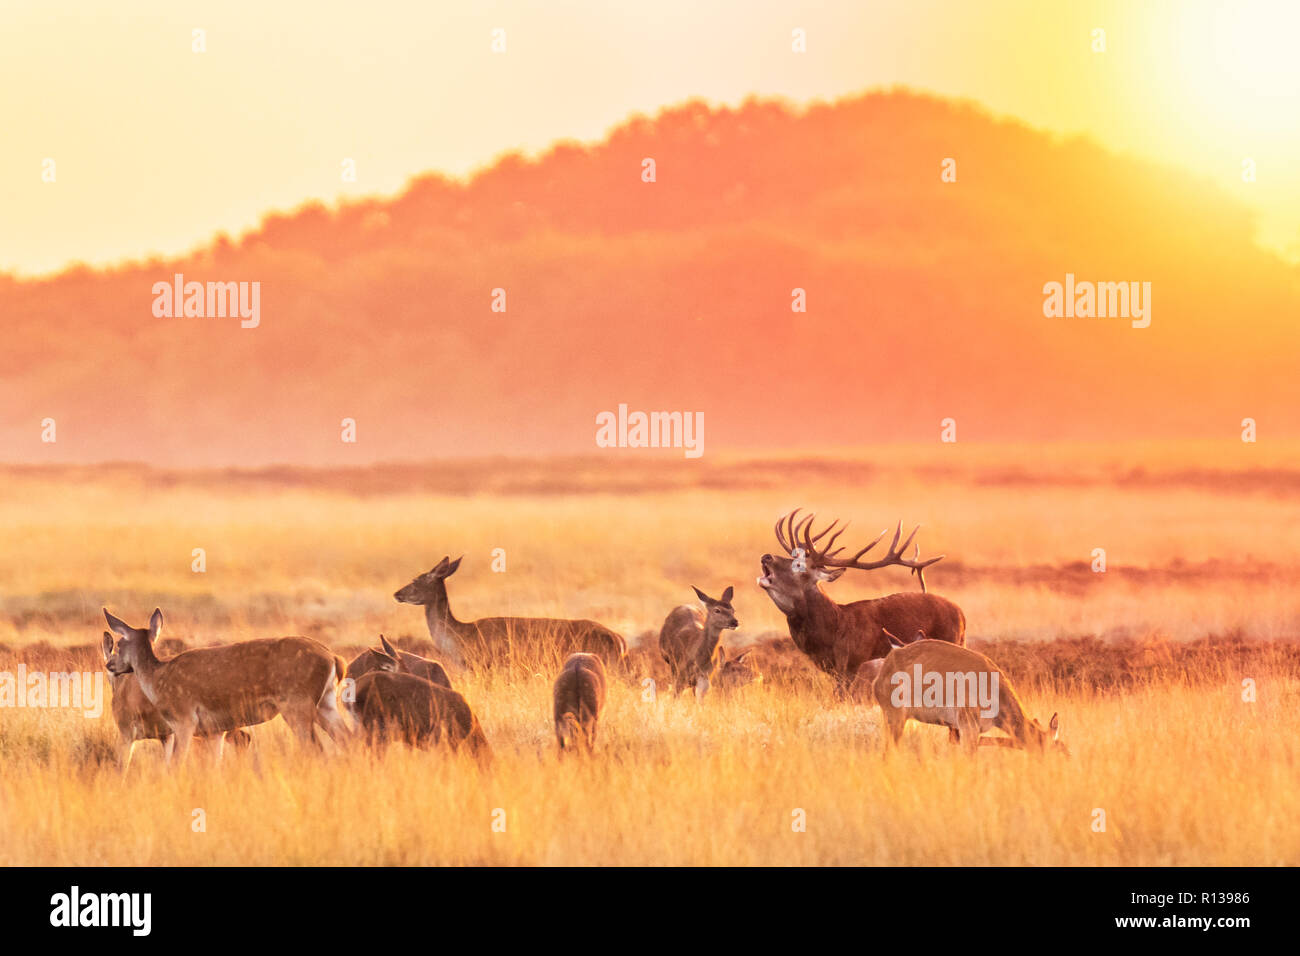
98,509,1066,771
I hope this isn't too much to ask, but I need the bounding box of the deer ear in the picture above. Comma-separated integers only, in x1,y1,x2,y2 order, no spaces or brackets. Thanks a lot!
447,556,463,575
692,586,710,605
734,650,751,664
101,631,114,661
815,567,846,583
720,586,733,602
882,628,907,650
104,609,132,640
1049,713,1060,738
379,634,398,657
148,608,163,641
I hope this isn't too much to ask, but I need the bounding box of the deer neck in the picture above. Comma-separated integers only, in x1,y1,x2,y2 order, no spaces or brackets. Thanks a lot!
128,643,166,707
787,587,842,651
423,583,468,665
694,619,724,667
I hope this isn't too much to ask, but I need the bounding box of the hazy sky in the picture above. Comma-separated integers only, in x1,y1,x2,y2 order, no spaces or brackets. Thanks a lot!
3,0,1298,275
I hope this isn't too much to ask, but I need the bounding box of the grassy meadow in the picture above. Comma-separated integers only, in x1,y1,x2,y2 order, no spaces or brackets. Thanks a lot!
1,442,1298,865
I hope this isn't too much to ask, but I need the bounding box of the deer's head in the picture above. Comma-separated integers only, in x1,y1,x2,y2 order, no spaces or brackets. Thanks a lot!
394,555,462,605
715,648,762,690
1026,712,1069,756
759,509,943,615
693,585,739,632
102,608,163,676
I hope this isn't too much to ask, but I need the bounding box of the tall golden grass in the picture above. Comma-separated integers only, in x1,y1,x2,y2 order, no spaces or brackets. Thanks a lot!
0,444,1297,865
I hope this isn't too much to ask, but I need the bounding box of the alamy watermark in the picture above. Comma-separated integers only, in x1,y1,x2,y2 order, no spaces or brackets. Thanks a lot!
889,664,1000,717
0,666,103,717
151,273,260,328
1042,273,1151,328
595,404,704,458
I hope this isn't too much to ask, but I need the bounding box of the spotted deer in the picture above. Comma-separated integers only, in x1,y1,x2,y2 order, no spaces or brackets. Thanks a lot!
658,586,738,698
553,653,607,753
872,635,1067,755
103,608,351,767
99,631,251,772
758,510,965,693
394,556,627,670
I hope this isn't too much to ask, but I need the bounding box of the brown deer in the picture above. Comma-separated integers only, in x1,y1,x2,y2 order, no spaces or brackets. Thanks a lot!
658,586,739,697
713,647,762,692
758,510,965,693
394,556,627,670
553,653,607,753
103,608,351,767
347,635,452,689
348,666,491,761
99,631,251,772
872,635,1067,755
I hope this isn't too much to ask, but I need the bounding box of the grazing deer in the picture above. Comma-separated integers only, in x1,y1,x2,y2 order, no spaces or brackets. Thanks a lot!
553,653,607,753
348,668,491,761
758,510,965,692
713,647,762,692
99,632,251,772
658,586,739,698
394,556,627,670
103,608,351,767
348,635,452,689
872,635,1067,755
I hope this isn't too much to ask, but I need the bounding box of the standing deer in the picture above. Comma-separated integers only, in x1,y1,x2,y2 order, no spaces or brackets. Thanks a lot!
553,653,607,753
757,510,965,693
394,556,627,670
872,635,1067,755
347,635,452,689
99,631,251,772
658,586,739,698
348,666,491,761
102,608,351,767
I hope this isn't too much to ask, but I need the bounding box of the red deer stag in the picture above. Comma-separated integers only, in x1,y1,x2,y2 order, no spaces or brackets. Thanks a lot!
757,510,965,692
394,556,627,670
103,608,351,767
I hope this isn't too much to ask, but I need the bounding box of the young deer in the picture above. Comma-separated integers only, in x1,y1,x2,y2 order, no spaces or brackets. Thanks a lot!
347,635,452,689
100,632,251,772
713,646,762,692
103,608,351,767
552,653,607,753
394,556,627,670
348,651,491,761
759,510,965,693
871,636,1067,755
658,586,738,698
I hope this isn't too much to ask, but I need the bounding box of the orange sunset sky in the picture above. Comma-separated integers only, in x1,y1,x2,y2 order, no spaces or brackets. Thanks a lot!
5,0,1299,275
2,1,1298,464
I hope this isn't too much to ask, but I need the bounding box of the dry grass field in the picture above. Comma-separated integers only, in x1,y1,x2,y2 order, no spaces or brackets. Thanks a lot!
1,442,1298,865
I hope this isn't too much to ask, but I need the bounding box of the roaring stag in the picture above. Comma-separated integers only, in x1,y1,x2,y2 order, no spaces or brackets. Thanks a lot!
757,510,965,691
394,556,627,670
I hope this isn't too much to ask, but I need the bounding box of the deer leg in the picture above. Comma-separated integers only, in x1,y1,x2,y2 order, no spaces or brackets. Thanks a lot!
120,739,139,776
168,719,198,768
694,675,711,700
957,712,981,756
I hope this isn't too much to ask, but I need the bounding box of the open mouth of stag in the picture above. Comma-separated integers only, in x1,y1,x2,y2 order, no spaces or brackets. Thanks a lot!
757,554,776,589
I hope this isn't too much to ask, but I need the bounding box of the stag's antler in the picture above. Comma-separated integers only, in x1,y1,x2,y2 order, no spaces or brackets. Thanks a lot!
775,510,945,592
